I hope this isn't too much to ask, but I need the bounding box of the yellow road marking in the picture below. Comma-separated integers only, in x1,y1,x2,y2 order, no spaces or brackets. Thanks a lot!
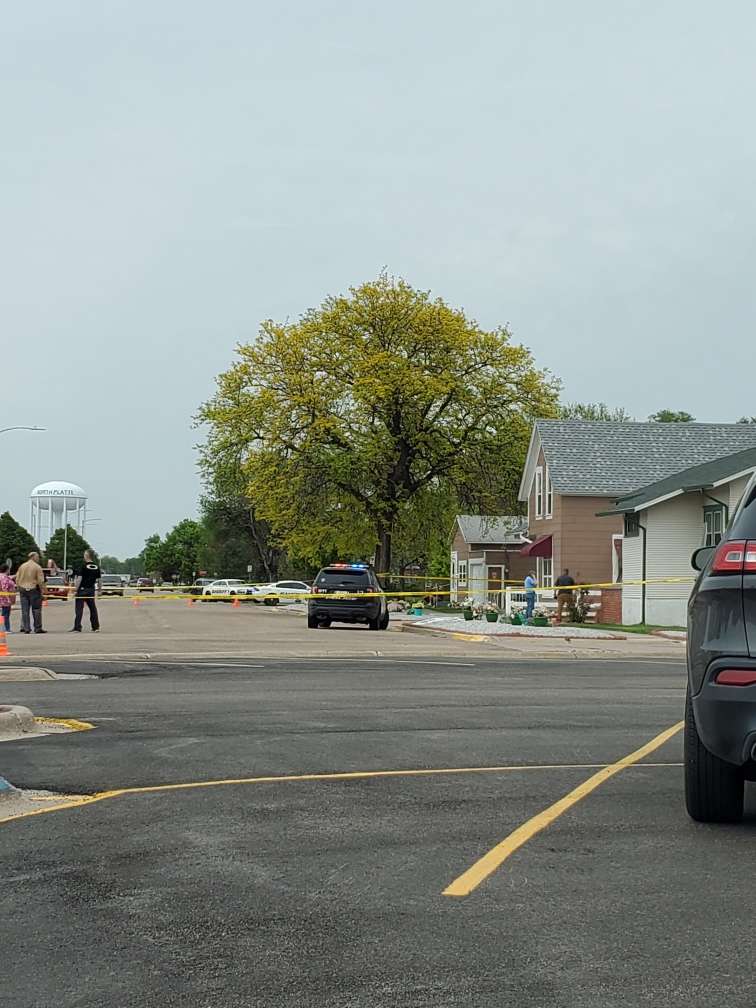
442,721,684,897
34,717,95,732
0,759,682,826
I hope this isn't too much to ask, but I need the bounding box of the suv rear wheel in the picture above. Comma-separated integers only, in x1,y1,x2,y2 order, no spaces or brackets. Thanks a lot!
685,689,744,822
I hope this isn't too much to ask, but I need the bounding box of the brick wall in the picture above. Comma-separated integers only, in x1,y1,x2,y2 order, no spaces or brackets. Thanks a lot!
599,587,622,623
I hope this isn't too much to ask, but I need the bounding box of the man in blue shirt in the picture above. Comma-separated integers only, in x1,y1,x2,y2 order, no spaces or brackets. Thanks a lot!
524,570,537,622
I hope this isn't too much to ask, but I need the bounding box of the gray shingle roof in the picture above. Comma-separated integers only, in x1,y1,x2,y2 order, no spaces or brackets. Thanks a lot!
536,421,756,496
600,446,756,514
456,515,528,544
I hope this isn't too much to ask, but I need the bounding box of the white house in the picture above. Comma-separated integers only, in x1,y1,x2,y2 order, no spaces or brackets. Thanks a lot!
600,447,756,626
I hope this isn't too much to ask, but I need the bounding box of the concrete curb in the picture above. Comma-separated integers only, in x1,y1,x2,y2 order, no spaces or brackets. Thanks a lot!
400,623,625,642
0,705,37,737
0,775,19,799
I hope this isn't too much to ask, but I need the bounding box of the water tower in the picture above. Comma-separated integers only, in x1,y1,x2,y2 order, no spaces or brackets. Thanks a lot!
30,481,87,547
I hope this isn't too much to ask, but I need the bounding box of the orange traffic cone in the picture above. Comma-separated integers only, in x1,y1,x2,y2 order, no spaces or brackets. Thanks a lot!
132,597,141,607
232,597,241,609
42,598,49,608
0,630,9,657
186,597,195,608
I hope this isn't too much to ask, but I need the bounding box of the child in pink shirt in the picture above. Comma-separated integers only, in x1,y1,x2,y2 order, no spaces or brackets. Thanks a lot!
0,563,17,632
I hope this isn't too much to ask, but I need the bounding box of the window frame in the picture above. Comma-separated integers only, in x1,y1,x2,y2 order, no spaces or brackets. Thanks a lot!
703,504,725,547
544,466,553,518
457,560,468,588
537,556,553,588
535,467,544,518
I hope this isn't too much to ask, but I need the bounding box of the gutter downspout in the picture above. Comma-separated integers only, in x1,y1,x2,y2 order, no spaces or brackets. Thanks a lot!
638,520,648,625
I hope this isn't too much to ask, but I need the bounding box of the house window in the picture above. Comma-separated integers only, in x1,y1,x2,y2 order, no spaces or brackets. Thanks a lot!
703,505,725,547
537,556,553,588
458,560,468,588
545,467,553,518
624,514,640,538
535,467,544,518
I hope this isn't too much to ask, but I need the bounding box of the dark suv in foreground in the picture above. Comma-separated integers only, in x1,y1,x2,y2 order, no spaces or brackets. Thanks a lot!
686,471,756,822
308,563,389,630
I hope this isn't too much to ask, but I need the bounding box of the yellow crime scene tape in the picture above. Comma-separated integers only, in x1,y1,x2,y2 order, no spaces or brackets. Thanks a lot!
50,574,696,603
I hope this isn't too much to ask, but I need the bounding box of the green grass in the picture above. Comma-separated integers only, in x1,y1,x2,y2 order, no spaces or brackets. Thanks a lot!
574,622,686,635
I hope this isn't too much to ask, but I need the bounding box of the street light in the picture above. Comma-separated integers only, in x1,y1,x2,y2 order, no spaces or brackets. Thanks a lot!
0,426,46,435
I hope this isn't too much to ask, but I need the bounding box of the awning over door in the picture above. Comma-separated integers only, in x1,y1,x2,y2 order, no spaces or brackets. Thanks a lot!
519,534,552,558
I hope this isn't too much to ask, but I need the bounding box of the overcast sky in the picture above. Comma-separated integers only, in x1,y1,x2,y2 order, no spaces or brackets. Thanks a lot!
3,1,755,556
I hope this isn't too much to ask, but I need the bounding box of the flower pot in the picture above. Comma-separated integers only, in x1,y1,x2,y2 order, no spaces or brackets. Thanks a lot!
533,617,549,627
511,614,522,625
485,612,498,623
463,609,474,621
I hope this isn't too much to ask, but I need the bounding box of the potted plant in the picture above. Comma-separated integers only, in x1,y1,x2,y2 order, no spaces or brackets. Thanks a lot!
483,601,499,623
462,596,475,621
511,607,524,626
532,607,550,627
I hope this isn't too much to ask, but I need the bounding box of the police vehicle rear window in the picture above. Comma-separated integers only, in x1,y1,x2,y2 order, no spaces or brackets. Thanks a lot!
316,569,371,588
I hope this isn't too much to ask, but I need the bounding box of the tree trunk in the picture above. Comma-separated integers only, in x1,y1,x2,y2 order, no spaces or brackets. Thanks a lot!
375,526,393,592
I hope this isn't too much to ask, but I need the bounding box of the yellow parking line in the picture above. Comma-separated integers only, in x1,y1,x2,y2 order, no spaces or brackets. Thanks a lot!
0,759,682,826
442,721,684,898
34,717,95,732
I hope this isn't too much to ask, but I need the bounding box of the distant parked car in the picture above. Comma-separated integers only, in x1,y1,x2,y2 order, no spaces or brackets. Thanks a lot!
101,574,125,597
44,575,70,600
202,579,258,601
188,578,214,596
250,580,312,605
136,577,155,593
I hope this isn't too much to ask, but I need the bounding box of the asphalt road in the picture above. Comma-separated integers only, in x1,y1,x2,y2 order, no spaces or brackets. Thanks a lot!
2,655,754,1007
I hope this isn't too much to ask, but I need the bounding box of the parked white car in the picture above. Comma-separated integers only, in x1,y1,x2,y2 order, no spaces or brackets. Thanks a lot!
249,580,312,604
202,578,259,601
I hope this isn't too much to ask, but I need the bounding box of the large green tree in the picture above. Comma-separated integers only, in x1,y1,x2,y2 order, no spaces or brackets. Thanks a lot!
0,512,40,572
45,525,92,570
199,275,559,572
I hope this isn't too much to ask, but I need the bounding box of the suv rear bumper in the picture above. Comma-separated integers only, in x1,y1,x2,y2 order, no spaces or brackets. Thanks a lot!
691,657,756,766
308,601,381,623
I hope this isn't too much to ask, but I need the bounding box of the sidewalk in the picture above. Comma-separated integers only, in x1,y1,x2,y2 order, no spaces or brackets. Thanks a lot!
400,614,686,659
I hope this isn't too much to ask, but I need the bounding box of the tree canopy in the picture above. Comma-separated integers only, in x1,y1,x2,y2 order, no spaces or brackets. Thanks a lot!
45,525,92,569
0,512,40,572
199,275,559,571
560,402,633,421
140,520,206,583
648,409,695,422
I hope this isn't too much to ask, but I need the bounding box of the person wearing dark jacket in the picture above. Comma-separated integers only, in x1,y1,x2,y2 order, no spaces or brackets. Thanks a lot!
70,550,101,632
555,568,576,624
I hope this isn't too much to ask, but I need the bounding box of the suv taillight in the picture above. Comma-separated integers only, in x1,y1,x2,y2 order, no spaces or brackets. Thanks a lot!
711,539,756,573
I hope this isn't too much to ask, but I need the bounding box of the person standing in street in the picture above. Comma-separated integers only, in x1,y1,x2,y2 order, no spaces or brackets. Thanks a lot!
0,563,16,633
71,549,101,632
555,567,576,624
524,569,537,622
15,551,47,634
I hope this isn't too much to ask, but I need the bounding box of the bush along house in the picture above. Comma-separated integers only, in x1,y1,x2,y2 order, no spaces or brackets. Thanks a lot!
518,420,756,625
450,515,530,605
599,446,756,627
